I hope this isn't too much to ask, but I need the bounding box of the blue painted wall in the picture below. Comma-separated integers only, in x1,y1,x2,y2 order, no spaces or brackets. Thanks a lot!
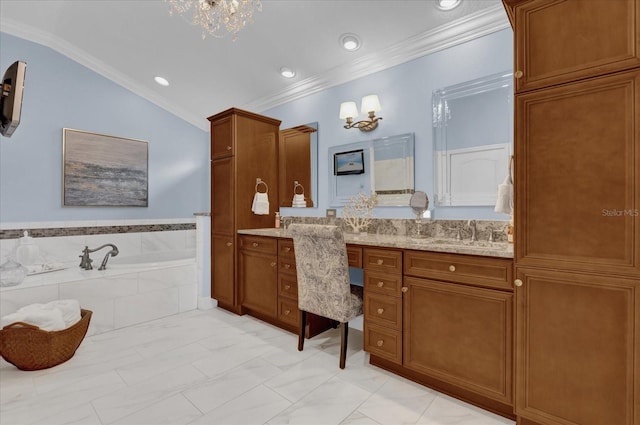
264,29,513,220
0,32,209,223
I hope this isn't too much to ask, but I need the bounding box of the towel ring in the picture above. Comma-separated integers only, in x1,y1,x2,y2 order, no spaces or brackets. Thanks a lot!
293,182,305,195
255,179,268,194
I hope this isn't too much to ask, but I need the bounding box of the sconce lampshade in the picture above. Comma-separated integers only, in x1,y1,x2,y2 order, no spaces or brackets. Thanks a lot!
339,101,359,119
361,94,381,113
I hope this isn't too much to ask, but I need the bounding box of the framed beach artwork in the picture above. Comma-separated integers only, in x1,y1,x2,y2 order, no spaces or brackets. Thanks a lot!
62,128,149,207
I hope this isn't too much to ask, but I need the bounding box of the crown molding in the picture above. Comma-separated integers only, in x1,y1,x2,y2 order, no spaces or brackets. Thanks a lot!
0,18,209,131
244,4,510,113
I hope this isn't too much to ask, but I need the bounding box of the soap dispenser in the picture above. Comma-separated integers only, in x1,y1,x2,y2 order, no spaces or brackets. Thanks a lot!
16,231,40,265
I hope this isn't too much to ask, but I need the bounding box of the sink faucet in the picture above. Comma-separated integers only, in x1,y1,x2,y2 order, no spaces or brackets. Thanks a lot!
79,244,119,270
280,216,292,229
467,220,477,242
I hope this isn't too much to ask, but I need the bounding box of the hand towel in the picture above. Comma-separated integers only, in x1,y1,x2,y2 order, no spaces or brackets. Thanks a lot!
292,194,306,208
46,299,81,327
494,175,513,215
251,192,270,215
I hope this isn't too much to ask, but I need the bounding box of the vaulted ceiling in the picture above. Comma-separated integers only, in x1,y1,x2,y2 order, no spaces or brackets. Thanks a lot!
0,0,509,130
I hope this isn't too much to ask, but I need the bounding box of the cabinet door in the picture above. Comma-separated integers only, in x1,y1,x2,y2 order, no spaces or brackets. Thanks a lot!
403,277,513,404
211,157,234,235
515,70,640,276
515,267,638,425
511,0,640,92
239,250,277,317
211,235,235,305
211,114,234,159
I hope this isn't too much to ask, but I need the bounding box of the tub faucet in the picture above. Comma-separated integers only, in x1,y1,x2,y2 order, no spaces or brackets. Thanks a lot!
79,244,119,270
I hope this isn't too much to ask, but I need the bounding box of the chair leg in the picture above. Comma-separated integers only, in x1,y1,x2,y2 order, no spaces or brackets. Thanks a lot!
298,310,307,351
340,321,349,369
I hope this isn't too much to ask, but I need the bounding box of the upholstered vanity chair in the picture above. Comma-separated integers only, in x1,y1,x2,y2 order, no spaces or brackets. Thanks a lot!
289,224,363,369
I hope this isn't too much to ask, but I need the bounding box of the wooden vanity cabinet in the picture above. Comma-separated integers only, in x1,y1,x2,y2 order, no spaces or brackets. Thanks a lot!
504,1,640,423
209,108,280,313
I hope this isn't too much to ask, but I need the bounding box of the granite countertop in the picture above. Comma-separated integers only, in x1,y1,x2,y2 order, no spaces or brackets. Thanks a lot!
237,228,514,259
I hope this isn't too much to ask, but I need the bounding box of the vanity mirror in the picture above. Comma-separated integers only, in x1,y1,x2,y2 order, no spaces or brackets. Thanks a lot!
278,122,318,208
432,71,513,206
329,133,414,207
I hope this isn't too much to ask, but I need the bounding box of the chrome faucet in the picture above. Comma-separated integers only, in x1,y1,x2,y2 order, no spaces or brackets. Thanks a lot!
467,220,478,242
79,244,119,270
280,216,292,230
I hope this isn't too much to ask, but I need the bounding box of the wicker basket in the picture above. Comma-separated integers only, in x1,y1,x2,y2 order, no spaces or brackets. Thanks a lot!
0,309,92,371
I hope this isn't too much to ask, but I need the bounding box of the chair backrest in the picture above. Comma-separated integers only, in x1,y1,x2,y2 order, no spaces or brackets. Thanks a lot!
288,224,353,322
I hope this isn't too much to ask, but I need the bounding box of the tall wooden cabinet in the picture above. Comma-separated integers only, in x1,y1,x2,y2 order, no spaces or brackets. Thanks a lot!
209,108,281,313
503,1,639,424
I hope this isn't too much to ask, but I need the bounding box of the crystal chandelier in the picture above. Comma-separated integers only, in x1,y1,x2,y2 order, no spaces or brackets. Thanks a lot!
167,0,262,40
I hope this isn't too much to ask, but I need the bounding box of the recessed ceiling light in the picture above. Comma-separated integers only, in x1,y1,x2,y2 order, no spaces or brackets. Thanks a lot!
154,76,169,86
435,0,462,11
280,67,296,78
340,33,361,52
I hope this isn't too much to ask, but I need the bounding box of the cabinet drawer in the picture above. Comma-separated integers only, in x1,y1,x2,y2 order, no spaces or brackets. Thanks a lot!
239,236,277,254
364,248,402,274
364,270,402,297
278,298,299,327
364,323,402,365
278,257,296,275
347,247,363,268
278,273,298,299
404,251,513,291
279,240,295,258
364,292,402,331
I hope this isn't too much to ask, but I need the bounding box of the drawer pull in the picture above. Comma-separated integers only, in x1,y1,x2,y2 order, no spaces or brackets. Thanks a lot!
514,279,523,287
376,340,384,347
377,308,384,315
376,259,384,265
284,310,291,315
284,284,291,290
449,265,456,272
514,70,523,79
377,281,384,288
252,242,259,247
284,264,291,269
270,262,276,267
401,287,408,293
226,242,232,247
284,247,291,252
226,145,232,151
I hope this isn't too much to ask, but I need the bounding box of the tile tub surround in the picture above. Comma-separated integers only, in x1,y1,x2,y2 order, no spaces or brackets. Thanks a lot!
0,219,198,336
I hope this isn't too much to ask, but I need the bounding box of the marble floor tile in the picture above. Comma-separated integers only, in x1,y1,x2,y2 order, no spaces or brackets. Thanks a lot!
0,309,516,425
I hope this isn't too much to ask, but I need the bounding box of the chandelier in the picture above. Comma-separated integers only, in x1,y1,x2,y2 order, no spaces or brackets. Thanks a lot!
167,0,262,40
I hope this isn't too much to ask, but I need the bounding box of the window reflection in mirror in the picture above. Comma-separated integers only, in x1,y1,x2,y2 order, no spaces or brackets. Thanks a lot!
278,122,318,208
329,133,414,207
433,72,513,206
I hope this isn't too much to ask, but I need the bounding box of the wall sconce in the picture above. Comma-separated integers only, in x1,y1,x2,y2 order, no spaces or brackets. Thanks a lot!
339,94,383,132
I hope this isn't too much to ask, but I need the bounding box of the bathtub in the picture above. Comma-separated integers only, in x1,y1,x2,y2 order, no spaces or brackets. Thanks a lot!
0,250,197,336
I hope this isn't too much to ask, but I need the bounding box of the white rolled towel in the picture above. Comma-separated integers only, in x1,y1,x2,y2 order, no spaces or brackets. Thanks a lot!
1,304,66,331
494,175,513,215
46,299,81,327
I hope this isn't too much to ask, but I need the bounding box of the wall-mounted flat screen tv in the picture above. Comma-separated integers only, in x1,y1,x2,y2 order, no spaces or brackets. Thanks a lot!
334,149,365,175
1,61,27,138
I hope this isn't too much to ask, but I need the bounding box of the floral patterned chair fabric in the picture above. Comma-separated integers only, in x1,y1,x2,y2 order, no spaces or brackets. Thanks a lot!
289,224,363,368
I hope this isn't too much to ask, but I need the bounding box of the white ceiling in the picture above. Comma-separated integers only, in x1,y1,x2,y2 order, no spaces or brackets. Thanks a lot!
0,0,509,130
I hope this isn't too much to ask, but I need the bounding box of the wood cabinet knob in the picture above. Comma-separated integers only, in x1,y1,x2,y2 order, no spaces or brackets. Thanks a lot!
376,340,384,347
377,308,384,315
401,287,408,293
252,242,259,247
449,265,456,272
514,279,523,287
226,242,232,247
270,262,276,267
284,247,291,252
284,285,291,290
377,281,384,288
284,264,291,269
376,259,384,265
514,70,523,79
284,310,291,315
226,145,232,150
